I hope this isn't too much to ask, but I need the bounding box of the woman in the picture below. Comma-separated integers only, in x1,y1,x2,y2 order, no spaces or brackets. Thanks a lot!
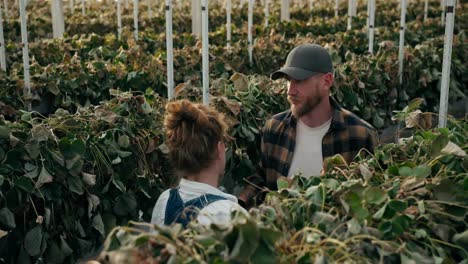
151,100,247,227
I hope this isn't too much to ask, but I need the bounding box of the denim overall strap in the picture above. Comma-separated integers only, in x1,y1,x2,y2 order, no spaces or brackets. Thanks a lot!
164,188,185,226
164,189,227,227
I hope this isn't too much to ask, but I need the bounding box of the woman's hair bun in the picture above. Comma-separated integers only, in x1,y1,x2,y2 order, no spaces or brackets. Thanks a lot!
163,99,228,175
165,100,208,129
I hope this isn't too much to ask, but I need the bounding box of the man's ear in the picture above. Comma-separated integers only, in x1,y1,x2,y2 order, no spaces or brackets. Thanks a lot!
217,141,225,159
323,72,334,88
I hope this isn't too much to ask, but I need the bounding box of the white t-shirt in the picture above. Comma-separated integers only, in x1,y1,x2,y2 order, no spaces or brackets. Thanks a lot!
288,118,332,178
151,179,247,226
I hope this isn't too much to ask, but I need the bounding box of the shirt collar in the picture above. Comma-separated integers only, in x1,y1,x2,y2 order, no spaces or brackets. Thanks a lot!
179,178,238,202
285,97,346,131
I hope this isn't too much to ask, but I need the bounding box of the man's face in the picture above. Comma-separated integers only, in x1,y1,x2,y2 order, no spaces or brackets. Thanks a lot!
287,74,327,118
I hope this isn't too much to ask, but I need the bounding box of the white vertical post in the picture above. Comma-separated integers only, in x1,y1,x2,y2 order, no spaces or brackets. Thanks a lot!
192,0,201,37
165,0,174,100
0,3,6,71
368,0,375,54
117,0,122,39
438,0,455,128
69,0,74,13
347,0,352,30
226,0,231,48
398,0,407,85
19,0,31,110
281,0,290,22
440,0,446,25
147,0,152,19
3,0,8,19
309,0,313,11
81,0,85,15
335,0,339,17
424,0,428,21
51,0,65,38
125,0,128,9
201,0,209,105
248,0,253,65
366,0,370,36
264,0,269,27
133,0,138,40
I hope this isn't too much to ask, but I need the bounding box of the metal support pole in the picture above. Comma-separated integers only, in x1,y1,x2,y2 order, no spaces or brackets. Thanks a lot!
398,0,407,85
133,0,138,40
201,0,209,105
281,0,290,22
117,0,122,39
424,0,428,21
438,0,456,128
165,0,174,100
0,3,6,71
368,0,375,54
19,0,31,110
226,0,231,47
335,0,339,17
248,0,253,65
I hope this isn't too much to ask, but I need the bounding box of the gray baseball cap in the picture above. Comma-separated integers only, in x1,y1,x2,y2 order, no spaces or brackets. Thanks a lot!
271,44,334,80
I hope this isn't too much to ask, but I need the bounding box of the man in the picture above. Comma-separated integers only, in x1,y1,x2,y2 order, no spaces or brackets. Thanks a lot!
238,44,379,208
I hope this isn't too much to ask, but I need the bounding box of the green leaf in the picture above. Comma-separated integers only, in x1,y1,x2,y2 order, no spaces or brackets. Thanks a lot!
60,138,86,159
412,165,431,178
323,179,340,191
373,204,387,220
229,219,259,261
415,229,427,239
452,230,468,246
398,166,413,177
0,125,11,139
15,177,34,193
364,187,388,205
305,185,324,206
17,246,31,264
118,135,130,148
117,150,132,158
45,237,72,264
276,179,289,190
93,213,106,237
250,240,277,264
388,200,407,212
353,206,369,221
31,125,50,142
37,166,54,187
0,207,16,229
25,141,40,159
24,226,43,257
68,176,84,195
112,178,126,192
113,193,137,216
430,134,449,157
347,218,361,235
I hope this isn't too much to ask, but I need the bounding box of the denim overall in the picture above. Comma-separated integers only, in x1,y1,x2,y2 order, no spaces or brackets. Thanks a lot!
164,188,227,227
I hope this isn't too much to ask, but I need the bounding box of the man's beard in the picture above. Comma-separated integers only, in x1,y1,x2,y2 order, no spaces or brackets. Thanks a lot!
288,96,322,118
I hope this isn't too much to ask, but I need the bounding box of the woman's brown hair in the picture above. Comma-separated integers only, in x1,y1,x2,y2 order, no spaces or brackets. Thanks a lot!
164,99,228,176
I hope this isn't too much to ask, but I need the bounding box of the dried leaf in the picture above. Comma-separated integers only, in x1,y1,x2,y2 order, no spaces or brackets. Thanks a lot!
230,73,249,91
441,141,466,157
82,172,97,186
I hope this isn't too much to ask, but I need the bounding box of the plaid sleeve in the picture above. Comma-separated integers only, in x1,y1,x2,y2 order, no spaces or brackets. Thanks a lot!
238,122,270,208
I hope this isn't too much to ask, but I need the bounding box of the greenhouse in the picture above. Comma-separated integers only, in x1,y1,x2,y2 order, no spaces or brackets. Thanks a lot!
0,0,466,263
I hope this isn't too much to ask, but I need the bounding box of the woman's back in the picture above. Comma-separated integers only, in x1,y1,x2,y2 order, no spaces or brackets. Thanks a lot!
151,179,246,226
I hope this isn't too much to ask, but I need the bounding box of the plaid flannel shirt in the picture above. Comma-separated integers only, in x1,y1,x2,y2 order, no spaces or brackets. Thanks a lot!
239,97,379,206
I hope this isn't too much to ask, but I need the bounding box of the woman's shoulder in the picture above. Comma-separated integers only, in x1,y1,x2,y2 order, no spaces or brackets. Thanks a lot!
203,199,247,215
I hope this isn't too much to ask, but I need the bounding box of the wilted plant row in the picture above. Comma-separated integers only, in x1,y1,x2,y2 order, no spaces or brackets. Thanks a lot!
96,99,468,263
